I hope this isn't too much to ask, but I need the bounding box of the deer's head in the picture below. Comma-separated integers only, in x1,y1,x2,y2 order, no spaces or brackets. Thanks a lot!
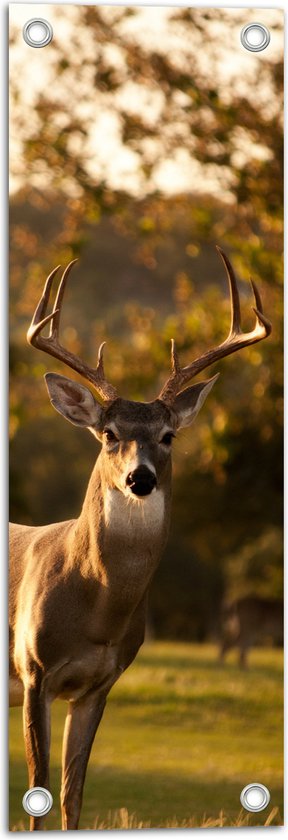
27,249,271,499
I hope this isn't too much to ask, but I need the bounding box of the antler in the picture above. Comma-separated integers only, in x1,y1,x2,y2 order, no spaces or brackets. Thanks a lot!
159,247,272,405
27,260,118,403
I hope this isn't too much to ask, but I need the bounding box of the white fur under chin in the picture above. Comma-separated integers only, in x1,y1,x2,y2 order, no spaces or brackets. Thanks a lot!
104,487,165,536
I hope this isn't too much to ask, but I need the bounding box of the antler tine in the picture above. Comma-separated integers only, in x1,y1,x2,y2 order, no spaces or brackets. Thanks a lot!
159,247,272,405
49,259,78,339
217,247,271,340
216,246,241,336
27,261,118,403
250,278,272,333
27,265,61,345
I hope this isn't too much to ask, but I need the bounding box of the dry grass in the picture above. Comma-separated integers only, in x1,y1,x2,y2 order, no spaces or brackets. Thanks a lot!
11,806,281,831
91,805,282,830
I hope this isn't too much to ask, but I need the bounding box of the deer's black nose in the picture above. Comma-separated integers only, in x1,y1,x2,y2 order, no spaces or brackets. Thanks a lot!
126,466,157,497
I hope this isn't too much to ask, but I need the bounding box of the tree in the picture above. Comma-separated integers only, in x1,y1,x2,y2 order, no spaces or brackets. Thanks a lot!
9,7,283,636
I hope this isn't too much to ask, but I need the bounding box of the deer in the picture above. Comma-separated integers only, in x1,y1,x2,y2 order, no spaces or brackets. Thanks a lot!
219,595,283,668
9,247,271,830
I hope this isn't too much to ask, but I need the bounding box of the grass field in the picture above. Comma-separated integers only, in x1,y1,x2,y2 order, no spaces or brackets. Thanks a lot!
9,642,283,830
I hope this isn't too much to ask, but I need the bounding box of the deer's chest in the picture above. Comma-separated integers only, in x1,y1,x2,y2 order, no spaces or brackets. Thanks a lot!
44,643,121,702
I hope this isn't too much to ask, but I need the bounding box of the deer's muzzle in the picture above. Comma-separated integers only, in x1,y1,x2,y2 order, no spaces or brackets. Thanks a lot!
126,466,157,497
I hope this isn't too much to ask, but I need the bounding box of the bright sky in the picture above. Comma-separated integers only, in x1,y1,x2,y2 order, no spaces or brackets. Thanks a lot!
9,4,283,198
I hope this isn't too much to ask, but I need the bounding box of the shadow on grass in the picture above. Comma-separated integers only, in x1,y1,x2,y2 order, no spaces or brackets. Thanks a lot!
9,761,283,831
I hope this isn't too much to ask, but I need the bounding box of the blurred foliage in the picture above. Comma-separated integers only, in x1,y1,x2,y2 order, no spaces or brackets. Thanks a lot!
223,528,283,601
9,7,283,638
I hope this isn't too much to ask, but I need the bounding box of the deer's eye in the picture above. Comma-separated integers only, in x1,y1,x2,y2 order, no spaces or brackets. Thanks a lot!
160,432,175,446
104,429,118,443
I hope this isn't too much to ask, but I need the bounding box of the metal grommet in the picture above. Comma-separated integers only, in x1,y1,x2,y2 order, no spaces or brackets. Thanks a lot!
23,18,53,49
240,23,270,53
240,783,270,812
22,787,53,817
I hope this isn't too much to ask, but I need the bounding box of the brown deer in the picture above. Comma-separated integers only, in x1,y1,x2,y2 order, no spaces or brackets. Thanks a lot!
219,595,283,668
9,248,271,830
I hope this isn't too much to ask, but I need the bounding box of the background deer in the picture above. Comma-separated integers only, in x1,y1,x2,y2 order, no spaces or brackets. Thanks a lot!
219,595,283,668
9,248,271,830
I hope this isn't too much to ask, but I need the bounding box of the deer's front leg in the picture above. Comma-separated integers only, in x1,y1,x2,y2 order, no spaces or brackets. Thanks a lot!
23,679,51,831
61,690,107,830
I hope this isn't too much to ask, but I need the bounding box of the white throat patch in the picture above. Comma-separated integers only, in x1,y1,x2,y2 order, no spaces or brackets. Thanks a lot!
104,488,165,537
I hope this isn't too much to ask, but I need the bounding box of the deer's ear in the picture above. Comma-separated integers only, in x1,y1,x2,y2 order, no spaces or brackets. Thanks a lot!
173,374,219,430
44,373,103,429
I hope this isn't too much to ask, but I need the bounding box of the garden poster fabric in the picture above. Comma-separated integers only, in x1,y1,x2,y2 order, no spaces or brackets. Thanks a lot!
9,6,283,830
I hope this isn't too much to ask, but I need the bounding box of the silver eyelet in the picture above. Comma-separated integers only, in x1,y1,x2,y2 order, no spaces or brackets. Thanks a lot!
23,19,53,49
240,23,270,53
240,783,270,812
22,787,53,817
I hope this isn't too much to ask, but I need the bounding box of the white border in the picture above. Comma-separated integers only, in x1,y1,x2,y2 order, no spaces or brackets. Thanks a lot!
1,1,286,837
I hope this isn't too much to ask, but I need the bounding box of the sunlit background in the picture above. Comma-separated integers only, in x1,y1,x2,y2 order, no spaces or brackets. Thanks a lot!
9,5,283,827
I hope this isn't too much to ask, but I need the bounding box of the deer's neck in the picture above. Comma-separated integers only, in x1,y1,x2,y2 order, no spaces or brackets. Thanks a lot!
64,458,171,644
71,457,171,583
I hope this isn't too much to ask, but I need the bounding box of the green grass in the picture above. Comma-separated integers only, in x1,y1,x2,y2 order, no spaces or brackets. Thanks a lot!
9,642,283,830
